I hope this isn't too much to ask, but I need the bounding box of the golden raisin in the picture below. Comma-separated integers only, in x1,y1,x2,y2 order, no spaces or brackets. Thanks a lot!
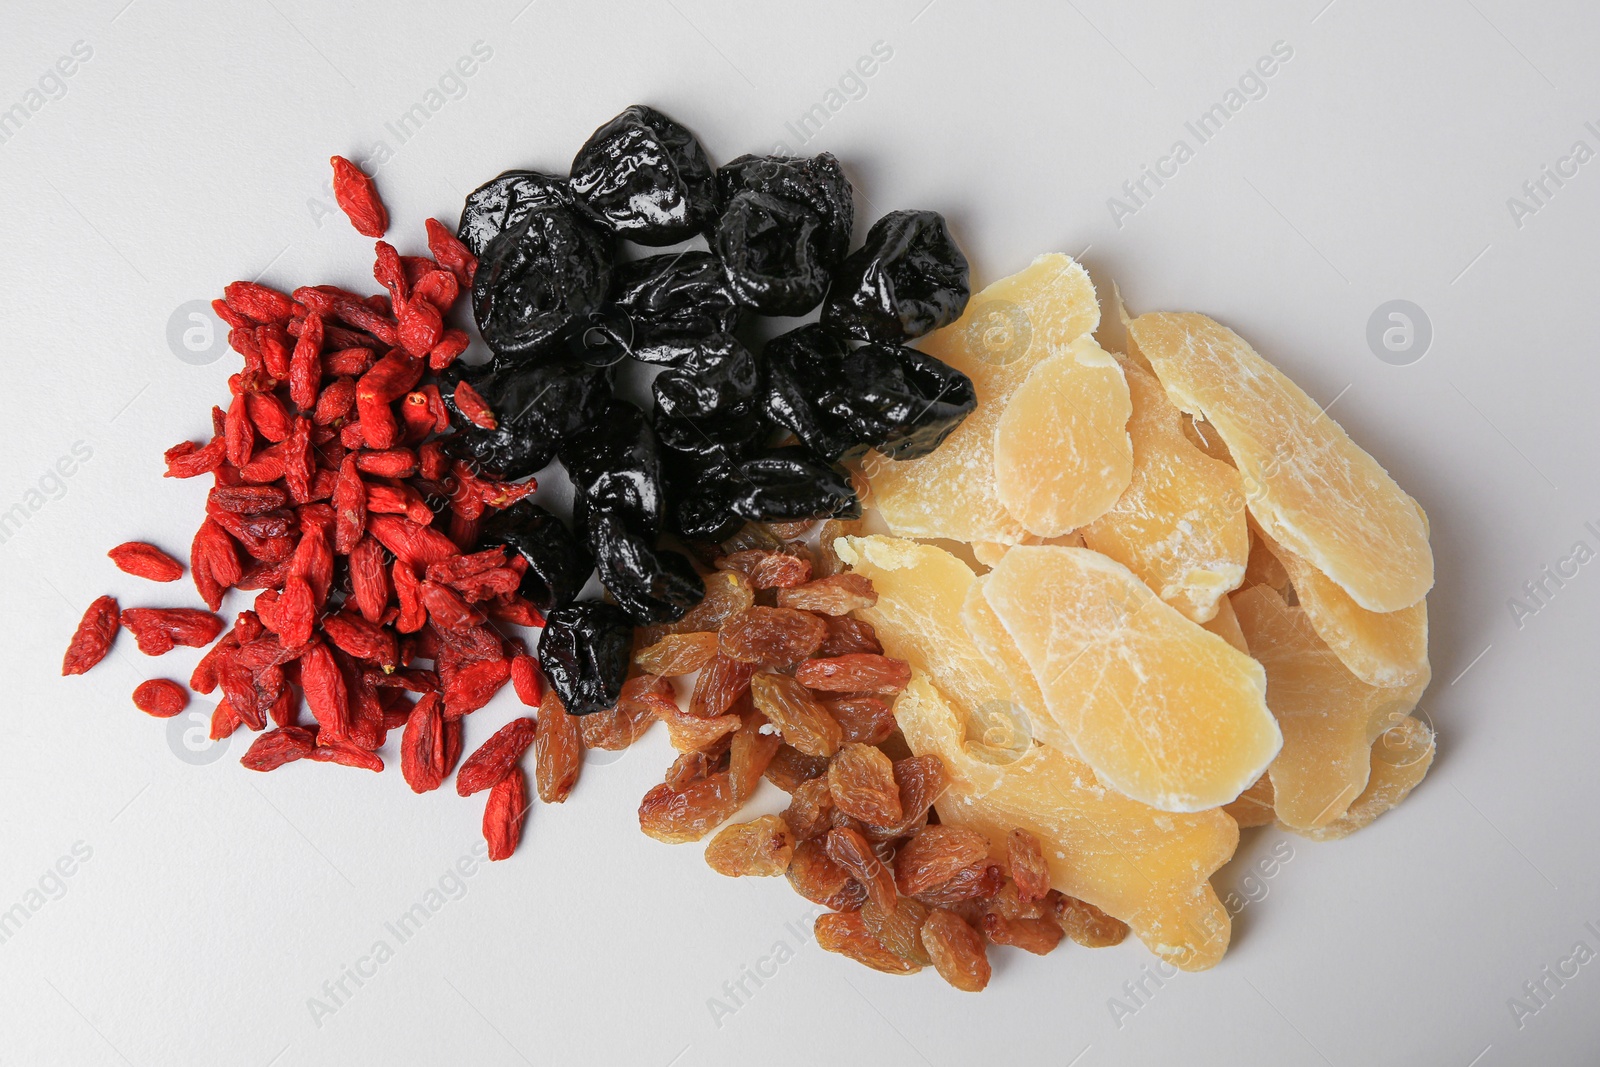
775,573,877,615
646,570,754,638
719,547,814,589
862,897,932,966
751,672,842,758
1007,828,1051,903
921,909,990,991
828,742,904,826
689,653,756,718
719,607,827,667
982,913,1064,955
639,771,740,843
1053,894,1131,948
817,614,884,657
787,838,852,905
634,631,719,676
782,777,836,840
705,814,794,877
728,714,781,800
794,653,911,695
823,696,896,745
815,911,921,975
534,689,582,803
894,825,992,897
763,743,831,792
826,826,896,910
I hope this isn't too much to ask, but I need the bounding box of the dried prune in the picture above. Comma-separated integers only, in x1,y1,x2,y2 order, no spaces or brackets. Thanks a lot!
587,513,704,625
822,210,970,342
478,501,593,613
765,325,976,460
570,105,718,245
715,190,829,316
561,400,665,539
605,251,741,365
443,353,614,480
717,153,854,266
652,335,767,456
457,170,574,257
536,601,633,715
732,447,860,525
472,205,613,359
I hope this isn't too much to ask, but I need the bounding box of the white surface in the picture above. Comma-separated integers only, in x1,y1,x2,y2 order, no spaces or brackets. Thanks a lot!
2,1,1597,1064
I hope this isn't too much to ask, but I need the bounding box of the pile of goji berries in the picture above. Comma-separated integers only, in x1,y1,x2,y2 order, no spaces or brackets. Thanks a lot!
61,157,550,860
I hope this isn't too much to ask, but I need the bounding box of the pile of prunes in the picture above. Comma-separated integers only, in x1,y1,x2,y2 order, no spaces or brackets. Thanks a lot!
445,105,977,716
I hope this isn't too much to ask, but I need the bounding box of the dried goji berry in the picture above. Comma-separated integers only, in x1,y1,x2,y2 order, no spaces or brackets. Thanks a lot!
120,607,223,656
132,678,189,718
108,542,184,583
62,595,120,676
483,767,529,861
456,717,538,796
401,692,448,793
510,654,543,707
240,726,317,771
330,155,389,238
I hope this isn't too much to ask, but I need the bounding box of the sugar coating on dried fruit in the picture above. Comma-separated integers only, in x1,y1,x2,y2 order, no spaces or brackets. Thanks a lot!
1254,527,1429,689
894,672,1238,971
1296,715,1434,841
982,545,1279,812
993,335,1132,537
858,254,1100,543
1231,586,1430,831
1080,358,1247,623
1130,312,1432,612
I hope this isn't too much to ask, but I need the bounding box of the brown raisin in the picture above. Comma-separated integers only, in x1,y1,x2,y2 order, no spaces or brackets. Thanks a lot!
750,672,842,758
983,913,1065,955
861,754,950,841
705,814,794,876
894,825,992,897
862,897,933,966
718,546,813,589
634,631,719,676
764,744,831,792
823,696,895,745
718,607,826,667
817,614,884,657
1008,828,1052,903
914,862,1006,906
782,777,836,840
728,713,781,800
639,771,740,843
787,838,851,905
689,653,756,717
1053,893,1131,948
815,911,921,975
794,653,911,694
921,909,990,991
775,573,876,615
826,827,896,910
828,742,903,826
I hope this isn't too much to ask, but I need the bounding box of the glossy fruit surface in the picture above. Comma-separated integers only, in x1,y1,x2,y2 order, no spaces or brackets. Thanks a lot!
822,210,970,342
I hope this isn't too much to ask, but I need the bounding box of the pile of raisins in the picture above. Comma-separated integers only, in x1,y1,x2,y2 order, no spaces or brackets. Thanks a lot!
452,105,978,719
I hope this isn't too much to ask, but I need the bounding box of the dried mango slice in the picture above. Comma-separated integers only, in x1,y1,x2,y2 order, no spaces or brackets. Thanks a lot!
833,535,1016,726
1081,360,1247,622
960,577,1050,746
1224,774,1276,828
983,546,1280,812
1255,528,1429,689
1202,595,1249,654
859,254,1099,544
894,673,1238,971
992,336,1133,537
1296,716,1435,841
1231,586,1430,831
1129,312,1433,612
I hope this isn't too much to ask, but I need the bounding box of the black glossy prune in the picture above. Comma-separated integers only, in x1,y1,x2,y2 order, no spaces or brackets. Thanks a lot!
569,105,718,246
663,451,743,541
537,601,633,716
764,325,977,460
717,153,854,266
472,205,613,360
477,501,593,613
456,170,574,258
605,251,742,366
652,335,767,457
715,190,830,316
587,513,704,625
821,210,970,342
442,353,614,480
561,400,665,541
730,446,860,524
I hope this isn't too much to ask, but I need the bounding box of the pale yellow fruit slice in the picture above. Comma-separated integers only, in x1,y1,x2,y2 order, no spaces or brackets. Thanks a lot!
1231,586,1430,831
993,336,1133,537
1224,774,1276,828
1081,360,1247,622
894,672,1238,971
1255,528,1429,689
960,576,1050,748
1202,595,1250,654
1242,530,1291,595
1295,716,1435,841
1129,312,1433,612
858,254,1099,544
972,531,1085,569
983,546,1280,812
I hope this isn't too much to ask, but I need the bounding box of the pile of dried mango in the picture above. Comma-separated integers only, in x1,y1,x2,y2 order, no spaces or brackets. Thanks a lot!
831,253,1433,971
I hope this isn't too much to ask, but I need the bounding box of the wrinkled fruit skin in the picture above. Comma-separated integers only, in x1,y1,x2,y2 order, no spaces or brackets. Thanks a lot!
670,446,860,541
604,250,742,366
764,325,976,460
472,205,613,360
456,170,574,257
478,501,593,612
537,601,634,715
715,190,829,316
569,105,718,246
588,513,705,625
822,210,970,342
443,354,615,480
717,153,854,267
562,400,666,541
652,334,766,458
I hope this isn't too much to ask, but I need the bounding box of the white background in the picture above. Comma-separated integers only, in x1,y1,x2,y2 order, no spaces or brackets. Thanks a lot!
2,1,1597,1064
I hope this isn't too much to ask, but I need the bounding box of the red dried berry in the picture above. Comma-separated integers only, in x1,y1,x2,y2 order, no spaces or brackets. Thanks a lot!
241,727,317,771
456,717,538,796
483,767,530,861
453,380,497,430
401,692,448,794
330,156,388,237
510,654,543,706
63,595,120,676
120,607,224,656
108,542,184,583
132,679,189,718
